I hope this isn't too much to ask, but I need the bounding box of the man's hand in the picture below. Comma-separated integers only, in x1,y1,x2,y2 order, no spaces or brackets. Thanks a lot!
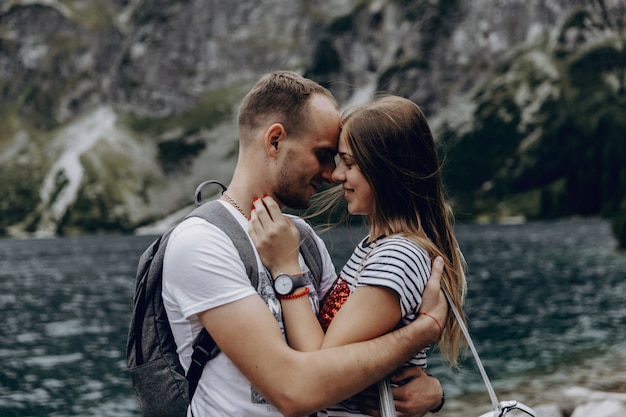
352,367,443,417
391,367,443,417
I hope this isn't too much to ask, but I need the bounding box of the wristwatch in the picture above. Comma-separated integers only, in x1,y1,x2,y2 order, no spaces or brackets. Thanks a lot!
273,273,307,296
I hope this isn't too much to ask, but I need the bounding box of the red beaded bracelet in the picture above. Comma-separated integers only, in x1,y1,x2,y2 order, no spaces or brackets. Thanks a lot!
278,287,310,300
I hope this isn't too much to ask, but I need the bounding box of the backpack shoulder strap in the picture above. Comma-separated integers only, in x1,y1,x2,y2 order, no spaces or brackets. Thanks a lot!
182,199,259,398
185,200,260,286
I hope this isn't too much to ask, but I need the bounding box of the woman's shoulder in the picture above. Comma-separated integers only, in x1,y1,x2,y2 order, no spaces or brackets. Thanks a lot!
375,235,430,261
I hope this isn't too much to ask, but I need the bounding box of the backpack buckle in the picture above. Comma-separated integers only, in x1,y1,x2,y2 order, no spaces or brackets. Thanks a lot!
190,340,220,367
187,331,220,398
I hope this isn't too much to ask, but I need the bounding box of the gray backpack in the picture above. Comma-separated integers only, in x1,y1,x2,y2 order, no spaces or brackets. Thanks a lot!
126,182,322,417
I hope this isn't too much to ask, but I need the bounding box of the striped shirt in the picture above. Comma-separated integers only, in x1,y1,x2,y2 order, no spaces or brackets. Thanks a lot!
343,234,431,366
318,235,432,417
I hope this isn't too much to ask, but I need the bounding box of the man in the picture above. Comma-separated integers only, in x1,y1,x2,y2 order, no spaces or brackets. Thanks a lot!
162,71,446,417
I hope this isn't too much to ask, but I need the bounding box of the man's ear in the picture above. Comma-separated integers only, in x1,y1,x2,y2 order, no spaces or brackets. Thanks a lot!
264,123,286,156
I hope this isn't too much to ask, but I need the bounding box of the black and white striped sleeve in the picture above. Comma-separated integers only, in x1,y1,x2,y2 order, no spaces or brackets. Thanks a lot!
356,237,431,317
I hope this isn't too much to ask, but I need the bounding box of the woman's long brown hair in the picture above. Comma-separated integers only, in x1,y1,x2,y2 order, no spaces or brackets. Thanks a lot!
313,95,467,366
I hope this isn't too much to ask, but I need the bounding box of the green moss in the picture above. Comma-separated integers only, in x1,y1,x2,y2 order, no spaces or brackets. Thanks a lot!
125,84,240,136
437,8,626,220
132,0,192,25
502,188,542,218
125,84,246,172
537,179,569,218
0,111,19,145
568,44,626,90
328,14,356,34
58,153,135,234
442,94,523,195
60,186,130,234
0,156,48,234
56,0,116,30
158,138,206,174
19,84,59,130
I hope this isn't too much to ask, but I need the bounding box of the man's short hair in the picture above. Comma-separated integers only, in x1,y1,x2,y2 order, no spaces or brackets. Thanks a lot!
237,71,337,141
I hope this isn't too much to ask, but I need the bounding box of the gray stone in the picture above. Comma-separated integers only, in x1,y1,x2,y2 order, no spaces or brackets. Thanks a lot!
571,400,626,417
533,403,562,417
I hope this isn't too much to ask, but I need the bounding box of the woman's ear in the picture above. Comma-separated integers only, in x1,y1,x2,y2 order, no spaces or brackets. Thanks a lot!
264,123,286,156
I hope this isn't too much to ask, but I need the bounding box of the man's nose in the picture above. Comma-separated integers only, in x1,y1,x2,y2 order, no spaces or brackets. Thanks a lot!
321,161,336,183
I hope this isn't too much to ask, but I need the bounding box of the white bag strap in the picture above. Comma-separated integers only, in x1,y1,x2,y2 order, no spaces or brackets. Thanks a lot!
443,289,538,417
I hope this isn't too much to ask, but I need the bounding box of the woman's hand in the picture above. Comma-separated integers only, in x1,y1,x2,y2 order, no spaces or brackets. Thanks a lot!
248,195,302,277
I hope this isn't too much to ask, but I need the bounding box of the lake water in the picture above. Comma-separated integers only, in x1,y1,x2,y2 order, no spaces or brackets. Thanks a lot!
0,218,624,417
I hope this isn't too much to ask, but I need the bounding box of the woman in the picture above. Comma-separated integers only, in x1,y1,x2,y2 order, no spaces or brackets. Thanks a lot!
249,95,466,416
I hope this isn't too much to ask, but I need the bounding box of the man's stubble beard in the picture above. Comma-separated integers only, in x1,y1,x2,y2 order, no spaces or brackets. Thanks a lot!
275,163,314,210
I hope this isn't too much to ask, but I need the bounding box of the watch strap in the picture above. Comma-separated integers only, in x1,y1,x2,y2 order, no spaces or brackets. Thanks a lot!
273,273,307,295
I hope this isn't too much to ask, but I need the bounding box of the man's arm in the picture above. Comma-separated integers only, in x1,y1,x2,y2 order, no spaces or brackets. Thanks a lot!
198,257,447,417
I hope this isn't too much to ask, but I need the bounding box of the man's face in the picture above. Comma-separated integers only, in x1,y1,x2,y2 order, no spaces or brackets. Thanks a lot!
275,95,340,209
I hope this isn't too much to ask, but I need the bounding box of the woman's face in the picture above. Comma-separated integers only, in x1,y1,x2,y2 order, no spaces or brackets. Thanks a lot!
332,133,373,216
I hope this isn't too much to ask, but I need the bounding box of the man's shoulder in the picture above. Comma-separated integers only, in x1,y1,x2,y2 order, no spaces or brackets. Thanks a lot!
166,216,235,256
170,216,225,239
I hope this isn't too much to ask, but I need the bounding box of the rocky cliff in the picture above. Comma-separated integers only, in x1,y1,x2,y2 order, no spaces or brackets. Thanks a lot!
0,0,624,236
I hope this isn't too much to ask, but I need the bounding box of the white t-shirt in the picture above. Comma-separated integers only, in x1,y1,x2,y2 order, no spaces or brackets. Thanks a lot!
162,201,336,417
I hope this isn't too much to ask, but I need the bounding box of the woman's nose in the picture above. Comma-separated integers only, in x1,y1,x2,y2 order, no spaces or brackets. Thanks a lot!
331,165,344,182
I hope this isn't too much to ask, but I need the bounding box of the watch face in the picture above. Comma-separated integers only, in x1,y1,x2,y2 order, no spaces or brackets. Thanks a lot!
275,275,294,295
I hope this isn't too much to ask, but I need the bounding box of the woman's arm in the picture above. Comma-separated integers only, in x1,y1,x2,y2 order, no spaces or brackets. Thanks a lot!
249,196,421,351
322,284,401,347
249,196,326,350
